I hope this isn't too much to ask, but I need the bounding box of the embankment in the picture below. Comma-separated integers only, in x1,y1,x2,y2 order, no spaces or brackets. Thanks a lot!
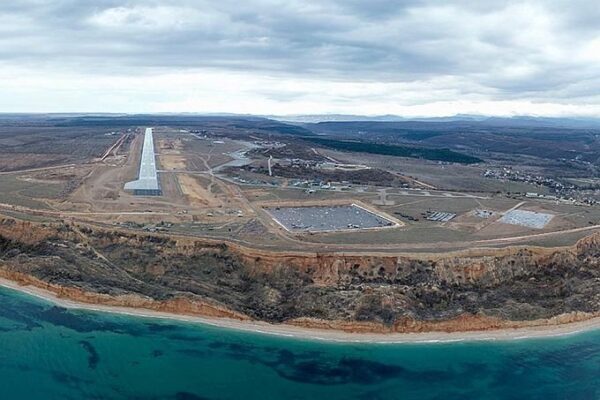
0,216,598,334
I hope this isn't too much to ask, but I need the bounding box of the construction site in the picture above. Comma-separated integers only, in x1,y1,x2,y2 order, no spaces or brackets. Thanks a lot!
0,123,598,254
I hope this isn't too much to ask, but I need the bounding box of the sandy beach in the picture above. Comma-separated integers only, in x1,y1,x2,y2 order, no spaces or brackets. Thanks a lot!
1,277,599,344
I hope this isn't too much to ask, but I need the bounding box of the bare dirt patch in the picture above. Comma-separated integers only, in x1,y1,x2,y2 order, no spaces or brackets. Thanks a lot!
178,174,221,207
160,155,187,170
157,138,187,170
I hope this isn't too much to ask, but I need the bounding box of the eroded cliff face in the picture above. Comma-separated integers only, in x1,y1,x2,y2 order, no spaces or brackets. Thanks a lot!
0,216,599,333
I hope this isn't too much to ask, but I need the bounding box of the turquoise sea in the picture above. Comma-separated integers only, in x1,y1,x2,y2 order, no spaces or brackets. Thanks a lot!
0,285,598,400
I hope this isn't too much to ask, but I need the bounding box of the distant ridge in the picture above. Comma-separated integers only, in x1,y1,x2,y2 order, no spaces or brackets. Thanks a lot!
2,112,600,129
270,114,600,128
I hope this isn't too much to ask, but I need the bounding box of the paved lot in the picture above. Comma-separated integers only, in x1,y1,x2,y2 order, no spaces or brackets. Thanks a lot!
265,204,395,232
499,209,554,229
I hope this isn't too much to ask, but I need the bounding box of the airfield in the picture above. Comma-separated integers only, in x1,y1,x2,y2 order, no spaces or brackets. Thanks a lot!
0,125,599,253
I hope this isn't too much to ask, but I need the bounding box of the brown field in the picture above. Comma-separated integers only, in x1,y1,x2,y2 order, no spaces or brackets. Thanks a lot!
157,138,187,170
0,123,596,254
178,174,222,207
159,155,187,170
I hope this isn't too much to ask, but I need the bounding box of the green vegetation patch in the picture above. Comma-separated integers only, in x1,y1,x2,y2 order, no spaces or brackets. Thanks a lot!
302,137,483,164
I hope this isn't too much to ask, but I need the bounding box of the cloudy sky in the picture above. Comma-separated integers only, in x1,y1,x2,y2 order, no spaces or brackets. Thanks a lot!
2,0,600,116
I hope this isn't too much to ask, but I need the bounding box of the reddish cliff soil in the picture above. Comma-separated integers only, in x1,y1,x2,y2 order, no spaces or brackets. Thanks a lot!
0,216,599,333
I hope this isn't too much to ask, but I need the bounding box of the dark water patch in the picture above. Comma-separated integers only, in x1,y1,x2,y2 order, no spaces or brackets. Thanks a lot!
492,341,600,388
143,322,208,343
454,361,491,379
354,390,387,400
202,339,458,386
174,392,213,400
177,348,209,358
488,359,551,389
160,333,207,343
51,370,92,387
1,285,600,399
275,357,421,385
145,322,184,333
538,340,600,364
428,390,483,400
206,341,227,349
199,339,462,386
36,306,160,338
79,340,100,369
14,363,33,372
225,342,246,353
151,349,164,358
0,295,45,330
39,306,127,333
201,340,269,363
276,349,296,364
0,326,17,332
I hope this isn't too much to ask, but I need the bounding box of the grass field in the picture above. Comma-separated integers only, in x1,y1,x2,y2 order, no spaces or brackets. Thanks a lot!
0,125,118,171
300,136,483,164
0,175,66,209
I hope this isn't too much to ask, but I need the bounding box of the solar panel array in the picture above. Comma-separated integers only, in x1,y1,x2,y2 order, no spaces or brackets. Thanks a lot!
265,204,395,232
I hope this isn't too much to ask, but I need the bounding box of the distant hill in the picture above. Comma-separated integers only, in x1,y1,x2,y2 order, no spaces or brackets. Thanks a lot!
300,119,600,163
271,114,600,128
0,113,315,136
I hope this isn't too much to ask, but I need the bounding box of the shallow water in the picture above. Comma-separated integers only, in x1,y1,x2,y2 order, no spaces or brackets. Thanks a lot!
0,285,598,399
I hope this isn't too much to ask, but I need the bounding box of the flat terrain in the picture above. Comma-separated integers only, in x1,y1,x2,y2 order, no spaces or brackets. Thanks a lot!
0,115,596,254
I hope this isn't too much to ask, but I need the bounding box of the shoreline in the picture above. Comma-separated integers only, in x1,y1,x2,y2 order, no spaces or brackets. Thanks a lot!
1,277,599,344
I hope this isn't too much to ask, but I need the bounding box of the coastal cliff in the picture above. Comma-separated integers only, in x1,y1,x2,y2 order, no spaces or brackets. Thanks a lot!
0,216,599,334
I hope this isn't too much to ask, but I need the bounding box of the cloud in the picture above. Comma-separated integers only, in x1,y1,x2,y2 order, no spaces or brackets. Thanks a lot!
1,0,600,115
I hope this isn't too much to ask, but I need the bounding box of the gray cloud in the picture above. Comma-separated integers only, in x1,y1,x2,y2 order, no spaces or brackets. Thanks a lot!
1,0,600,112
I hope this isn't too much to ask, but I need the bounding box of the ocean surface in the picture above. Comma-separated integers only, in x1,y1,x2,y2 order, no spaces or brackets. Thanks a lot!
0,285,599,400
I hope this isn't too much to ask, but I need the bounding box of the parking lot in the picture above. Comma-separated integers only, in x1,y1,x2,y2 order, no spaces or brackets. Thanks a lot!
499,209,554,229
265,204,396,232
